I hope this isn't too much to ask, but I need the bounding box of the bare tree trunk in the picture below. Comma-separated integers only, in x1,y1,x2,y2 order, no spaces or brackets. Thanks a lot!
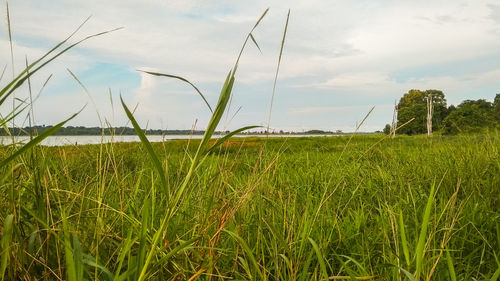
427,96,433,136
391,100,398,138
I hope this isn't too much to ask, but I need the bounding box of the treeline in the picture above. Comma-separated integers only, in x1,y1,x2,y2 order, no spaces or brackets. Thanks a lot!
1,127,343,136
384,90,500,135
0,126,206,136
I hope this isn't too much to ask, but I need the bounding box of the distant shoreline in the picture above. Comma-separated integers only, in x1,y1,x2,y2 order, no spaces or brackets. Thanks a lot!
0,134,352,147
0,126,351,136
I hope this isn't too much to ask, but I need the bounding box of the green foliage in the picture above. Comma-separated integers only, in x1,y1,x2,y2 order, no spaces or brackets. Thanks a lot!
442,99,497,134
494,94,500,122
397,89,447,135
396,89,500,135
383,124,391,135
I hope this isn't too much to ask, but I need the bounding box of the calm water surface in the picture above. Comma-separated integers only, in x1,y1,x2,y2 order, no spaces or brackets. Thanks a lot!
0,134,337,146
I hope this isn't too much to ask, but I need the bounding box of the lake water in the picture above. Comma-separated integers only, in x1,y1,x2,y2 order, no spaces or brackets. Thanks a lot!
0,134,337,146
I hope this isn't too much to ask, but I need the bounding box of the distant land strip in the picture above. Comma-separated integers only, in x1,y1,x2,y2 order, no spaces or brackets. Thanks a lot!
0,126,341,136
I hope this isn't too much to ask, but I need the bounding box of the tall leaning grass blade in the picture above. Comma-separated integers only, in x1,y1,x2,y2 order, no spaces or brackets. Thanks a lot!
308,237,328,281
234,8,269,67
138,70,213,113
225,230,264,280
415,183,435,279
134,10,270,281
0,214,13,281
266,9,290,132
197,70,235,151
0,16,99,101
0,111,80,168
6,2,14,79
6,2,15,127
67,68,103,125
399,210,410,267
0,102,28,129
135,70,236,281
205,125,260,153
120,96,168,195
226,8,268,114
0,26,122,107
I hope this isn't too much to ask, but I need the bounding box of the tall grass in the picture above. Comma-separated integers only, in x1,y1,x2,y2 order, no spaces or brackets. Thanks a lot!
1,7,500,281
1,132,499,280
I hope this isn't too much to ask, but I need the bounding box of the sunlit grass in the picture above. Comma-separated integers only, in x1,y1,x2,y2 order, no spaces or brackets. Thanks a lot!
0,5,499,281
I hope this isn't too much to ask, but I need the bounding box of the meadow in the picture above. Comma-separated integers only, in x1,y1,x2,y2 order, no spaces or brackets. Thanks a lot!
1,133,499,280
1,7,500,281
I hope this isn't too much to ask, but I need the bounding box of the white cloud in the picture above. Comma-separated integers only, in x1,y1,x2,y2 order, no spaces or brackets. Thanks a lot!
1,0,499,131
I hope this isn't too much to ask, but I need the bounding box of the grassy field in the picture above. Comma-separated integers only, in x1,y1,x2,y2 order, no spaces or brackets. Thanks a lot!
0,133,499,280
1,7,499,280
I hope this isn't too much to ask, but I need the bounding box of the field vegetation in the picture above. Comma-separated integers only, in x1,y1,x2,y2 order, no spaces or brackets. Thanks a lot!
0,7,499,281
0,134,499,280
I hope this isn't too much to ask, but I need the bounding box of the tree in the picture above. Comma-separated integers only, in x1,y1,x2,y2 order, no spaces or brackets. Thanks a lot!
442,99,496,134
396,89,447,135
494,94,500,122
383,124,391,135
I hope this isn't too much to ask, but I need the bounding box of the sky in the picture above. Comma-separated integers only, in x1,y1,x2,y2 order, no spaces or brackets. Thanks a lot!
1,0,500,132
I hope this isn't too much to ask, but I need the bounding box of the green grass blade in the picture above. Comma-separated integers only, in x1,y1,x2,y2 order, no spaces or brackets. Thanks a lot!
205,125,260,153
399,266,417,281
0,102,28,129
496,222,500,254
298,250,314,281
399,210,411,267
0,214,13,281
82,254,114,281
72,235,84,281
234,8,269,67
62,212,77,281
198,70,235,151
135,198,151,281
0,16,104,102
266,9,290,131
139,70,213,113
137,215,169,281
155,237,199,265
249,33,262,54
252,8,269,29
415,183,435,278
113,231,136,281
120,96,168,195
445,249,457,281
0,64,7,83
0,111,79,168
238,256,253,279
308,237,328,281
492,266,500,281
337,254,368,276
491,253,500,281
6,2,14,79
225,230,264,280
